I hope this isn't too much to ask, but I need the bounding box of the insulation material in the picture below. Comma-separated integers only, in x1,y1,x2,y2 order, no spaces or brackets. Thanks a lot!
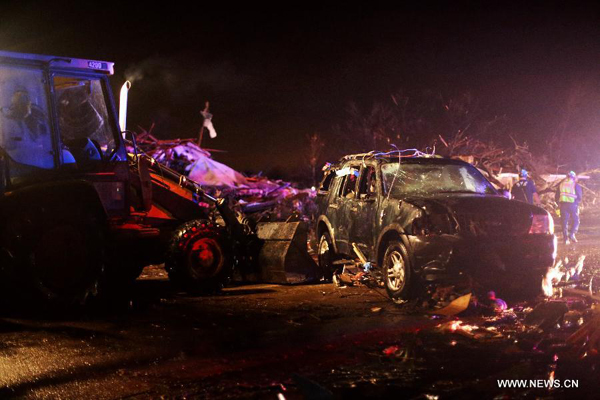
135,133,316,221
186,155,247,187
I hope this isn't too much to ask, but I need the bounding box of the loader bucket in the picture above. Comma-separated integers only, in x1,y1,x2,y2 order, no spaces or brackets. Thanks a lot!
248,221,318,284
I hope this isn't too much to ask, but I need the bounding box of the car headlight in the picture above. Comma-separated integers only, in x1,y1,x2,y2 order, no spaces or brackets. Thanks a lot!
412,213,456,236
529,211,554,235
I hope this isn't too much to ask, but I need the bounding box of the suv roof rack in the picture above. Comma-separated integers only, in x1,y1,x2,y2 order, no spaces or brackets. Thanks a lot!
340,149,435,162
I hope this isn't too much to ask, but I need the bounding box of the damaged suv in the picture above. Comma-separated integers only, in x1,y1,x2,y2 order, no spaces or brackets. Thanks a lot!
315,151,557,301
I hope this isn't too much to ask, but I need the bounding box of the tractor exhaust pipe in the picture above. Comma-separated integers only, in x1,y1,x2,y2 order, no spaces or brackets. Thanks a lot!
119,80,131,137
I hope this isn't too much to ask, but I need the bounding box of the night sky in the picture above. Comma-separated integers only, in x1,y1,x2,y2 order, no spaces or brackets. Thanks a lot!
2,1,600,176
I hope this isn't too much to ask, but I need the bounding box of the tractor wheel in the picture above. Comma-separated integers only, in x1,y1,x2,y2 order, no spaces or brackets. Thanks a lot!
317,231,337,281
382,241,412,303
1,204,105,312
166,219,233,295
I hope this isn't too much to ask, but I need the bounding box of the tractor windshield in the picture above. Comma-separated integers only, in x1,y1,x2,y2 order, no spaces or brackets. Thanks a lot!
53,76,118,167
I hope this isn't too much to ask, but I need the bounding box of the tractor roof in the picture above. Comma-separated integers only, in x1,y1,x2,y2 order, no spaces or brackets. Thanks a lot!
0,50,114,75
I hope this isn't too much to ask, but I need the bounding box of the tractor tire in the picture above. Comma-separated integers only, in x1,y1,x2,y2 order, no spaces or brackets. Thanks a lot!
166,219,233,295
382,241,413,303
1,203,105,312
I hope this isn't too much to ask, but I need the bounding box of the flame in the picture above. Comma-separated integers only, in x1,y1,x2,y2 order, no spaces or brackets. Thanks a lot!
449,320,462,331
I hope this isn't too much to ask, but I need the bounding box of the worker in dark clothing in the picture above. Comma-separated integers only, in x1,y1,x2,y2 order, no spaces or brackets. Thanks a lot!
511,169,540,205
556,171,583,245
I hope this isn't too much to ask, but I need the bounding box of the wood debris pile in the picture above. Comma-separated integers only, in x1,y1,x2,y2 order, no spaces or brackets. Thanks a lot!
135,131,316,222
436,132,600,211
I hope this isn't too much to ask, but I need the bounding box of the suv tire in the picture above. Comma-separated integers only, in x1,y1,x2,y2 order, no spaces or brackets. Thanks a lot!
383,241,412,301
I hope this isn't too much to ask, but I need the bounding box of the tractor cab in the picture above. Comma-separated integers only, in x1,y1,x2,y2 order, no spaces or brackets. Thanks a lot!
0,51,129,215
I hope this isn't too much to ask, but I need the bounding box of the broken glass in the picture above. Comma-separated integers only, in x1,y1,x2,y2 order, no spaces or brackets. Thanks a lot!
381,162,496,197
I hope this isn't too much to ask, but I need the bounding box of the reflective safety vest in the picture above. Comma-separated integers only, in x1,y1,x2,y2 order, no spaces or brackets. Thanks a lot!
559,180,577,203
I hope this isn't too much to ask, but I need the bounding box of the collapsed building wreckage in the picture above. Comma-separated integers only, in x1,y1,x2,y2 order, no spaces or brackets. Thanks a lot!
435,131,600,212
134,128,317,223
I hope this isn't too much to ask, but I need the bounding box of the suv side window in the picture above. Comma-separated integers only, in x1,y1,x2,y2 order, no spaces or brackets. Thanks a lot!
340,166,359,199
358,165,377,199
319,170,334,193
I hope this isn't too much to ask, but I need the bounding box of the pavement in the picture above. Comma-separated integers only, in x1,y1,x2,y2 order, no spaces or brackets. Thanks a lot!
1,211,600,399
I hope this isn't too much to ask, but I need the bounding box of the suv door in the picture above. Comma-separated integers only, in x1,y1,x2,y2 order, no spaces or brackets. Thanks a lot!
327,164,359,255
349,164,379,260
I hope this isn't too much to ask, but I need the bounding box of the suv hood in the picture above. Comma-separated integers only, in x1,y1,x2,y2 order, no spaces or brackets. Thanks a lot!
404,194,540,236
405,193,540,214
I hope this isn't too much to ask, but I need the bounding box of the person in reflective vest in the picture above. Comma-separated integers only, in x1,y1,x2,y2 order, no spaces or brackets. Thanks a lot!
556,171,582,244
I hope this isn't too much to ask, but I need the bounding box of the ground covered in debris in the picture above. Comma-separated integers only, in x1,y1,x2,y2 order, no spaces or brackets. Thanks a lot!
2,213,600,399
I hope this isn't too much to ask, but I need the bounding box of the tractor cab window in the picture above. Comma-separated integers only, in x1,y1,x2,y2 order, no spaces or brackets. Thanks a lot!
0,66,54,185
53,76,117,167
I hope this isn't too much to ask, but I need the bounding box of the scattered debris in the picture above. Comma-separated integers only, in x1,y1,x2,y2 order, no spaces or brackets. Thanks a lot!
332,262,378,288
566,307,600,355
523,301,569,331
543,255,586,297
429,293,472,316
435,319,504,340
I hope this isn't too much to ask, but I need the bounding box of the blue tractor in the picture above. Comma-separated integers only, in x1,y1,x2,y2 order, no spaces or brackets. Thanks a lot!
0,51,315,310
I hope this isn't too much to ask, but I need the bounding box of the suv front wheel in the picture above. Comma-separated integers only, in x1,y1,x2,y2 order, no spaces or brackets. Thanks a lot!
383,241,412,302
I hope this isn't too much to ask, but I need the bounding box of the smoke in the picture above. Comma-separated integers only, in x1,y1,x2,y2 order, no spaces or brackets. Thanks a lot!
122,54,248,102
124,66,144,85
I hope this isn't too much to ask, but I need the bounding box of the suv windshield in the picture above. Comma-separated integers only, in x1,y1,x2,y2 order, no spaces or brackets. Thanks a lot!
381,162,496,197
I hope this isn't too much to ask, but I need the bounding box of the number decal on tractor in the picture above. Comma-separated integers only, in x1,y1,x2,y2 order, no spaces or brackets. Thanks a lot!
87,61,104,70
